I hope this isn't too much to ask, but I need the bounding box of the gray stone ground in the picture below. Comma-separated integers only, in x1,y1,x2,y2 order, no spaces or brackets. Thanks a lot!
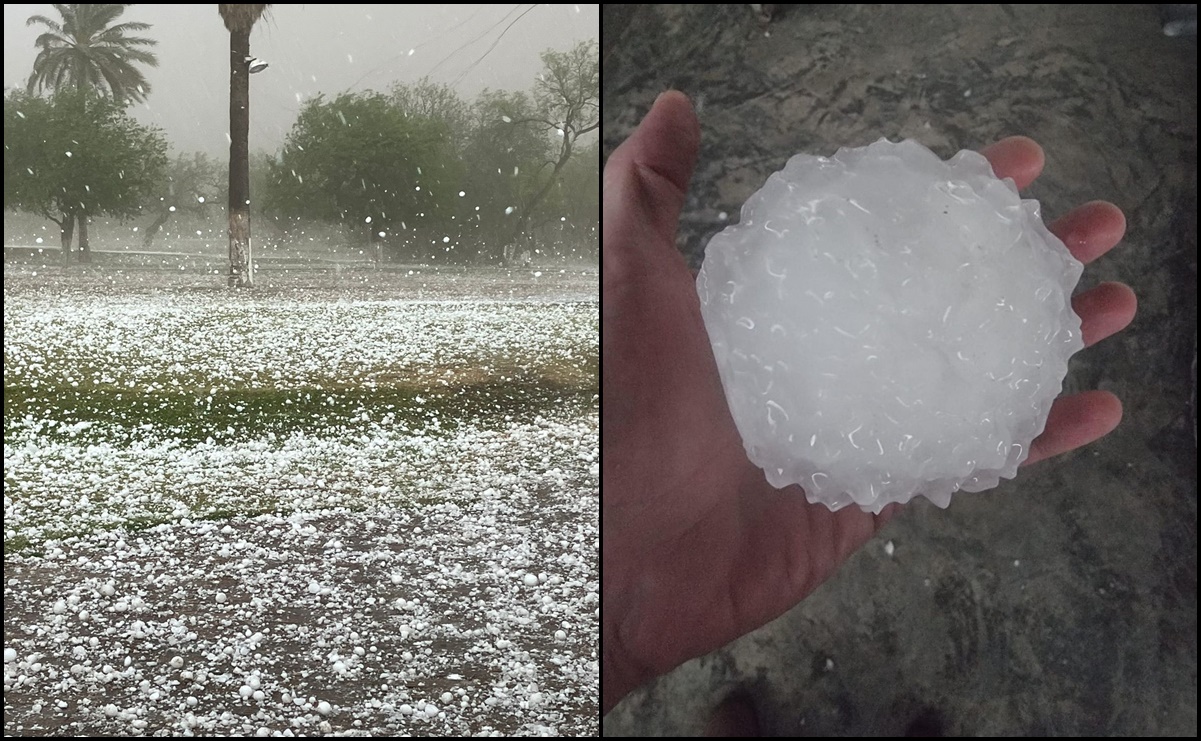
603,4,1196,736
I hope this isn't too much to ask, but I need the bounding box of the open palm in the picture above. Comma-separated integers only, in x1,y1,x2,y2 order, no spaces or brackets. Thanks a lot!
601,91,1136,714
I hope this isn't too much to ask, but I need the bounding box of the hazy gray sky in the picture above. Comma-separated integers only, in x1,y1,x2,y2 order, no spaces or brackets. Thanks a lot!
4,3,598,157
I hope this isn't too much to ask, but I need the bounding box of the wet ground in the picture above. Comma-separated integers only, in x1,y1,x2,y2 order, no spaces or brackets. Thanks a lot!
603,4,1196,736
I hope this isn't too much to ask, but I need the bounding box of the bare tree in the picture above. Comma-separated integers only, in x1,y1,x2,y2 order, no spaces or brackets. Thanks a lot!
505,41,598,263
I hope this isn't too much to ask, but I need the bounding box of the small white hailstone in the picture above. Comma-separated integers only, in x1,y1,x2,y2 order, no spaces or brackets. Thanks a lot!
186,696,197,707
333,660,347,674
884,540,895,557
170,656,184,669
554,630,567,642
52,600,67,613
308,581,322,594
446,673,462,680
317,700,333,715
402,651,413,660
4,648,16,663
441,692,453,704
698,138,1083,513
529,692,543,707
825,658,835,671
215,592,227,604
399,704,413,715
240,684,254,698
100,583,115,597
425,705,439,717
353,646,365,656
253,690,265,701
104,704,119,717
522,573,539,587
390,574,402,585
248,675,261,690
78,610,90,620
256,728,270,737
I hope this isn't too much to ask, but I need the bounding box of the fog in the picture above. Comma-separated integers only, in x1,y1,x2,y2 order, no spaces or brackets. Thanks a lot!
3,3,598,157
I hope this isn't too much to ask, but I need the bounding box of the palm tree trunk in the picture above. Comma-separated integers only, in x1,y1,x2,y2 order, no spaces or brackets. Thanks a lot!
227,28,252,287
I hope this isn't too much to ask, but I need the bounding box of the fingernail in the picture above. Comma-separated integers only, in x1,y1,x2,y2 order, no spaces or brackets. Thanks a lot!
654,89,681,107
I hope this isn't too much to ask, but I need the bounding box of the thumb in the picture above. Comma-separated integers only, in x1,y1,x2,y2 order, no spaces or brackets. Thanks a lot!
603,91,700,255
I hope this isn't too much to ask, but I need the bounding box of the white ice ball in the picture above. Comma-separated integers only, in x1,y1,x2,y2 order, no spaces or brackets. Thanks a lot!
698,138,1083,512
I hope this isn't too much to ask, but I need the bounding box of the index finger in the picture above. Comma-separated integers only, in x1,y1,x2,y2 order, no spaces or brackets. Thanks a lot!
980,136,1045,190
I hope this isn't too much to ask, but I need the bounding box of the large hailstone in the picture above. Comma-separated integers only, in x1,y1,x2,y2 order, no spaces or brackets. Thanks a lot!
697,138,1083,513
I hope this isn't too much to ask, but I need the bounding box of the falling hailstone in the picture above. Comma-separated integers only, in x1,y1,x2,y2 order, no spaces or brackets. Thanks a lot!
697,139,1083,513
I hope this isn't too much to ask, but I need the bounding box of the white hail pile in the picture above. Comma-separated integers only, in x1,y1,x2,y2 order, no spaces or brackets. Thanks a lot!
698,139,1083,512
3,272,599,736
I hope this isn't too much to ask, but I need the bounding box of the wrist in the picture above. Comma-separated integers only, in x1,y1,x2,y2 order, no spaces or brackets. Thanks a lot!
601,560,655,716
602,621,652,716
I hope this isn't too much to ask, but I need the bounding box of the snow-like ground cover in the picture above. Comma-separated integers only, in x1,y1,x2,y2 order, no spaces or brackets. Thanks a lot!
3,268,598,736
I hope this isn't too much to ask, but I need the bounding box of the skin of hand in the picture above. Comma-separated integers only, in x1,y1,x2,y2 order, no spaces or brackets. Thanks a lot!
601,91,1137,715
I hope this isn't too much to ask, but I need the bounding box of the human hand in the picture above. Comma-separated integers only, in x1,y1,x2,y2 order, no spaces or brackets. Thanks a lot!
601,91,1136,715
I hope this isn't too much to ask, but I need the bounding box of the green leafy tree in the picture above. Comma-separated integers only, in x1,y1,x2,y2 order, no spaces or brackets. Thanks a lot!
266,92,462,262
4,89,168,262
25,3,159,104
389,78,471,154
23,3,159,255
536,140,599,260
462,90,551,258
219,3,270,287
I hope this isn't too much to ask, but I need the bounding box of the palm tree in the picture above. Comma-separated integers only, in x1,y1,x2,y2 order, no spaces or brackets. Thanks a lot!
26,4,158,104
219,4,270,288
25,3,159,263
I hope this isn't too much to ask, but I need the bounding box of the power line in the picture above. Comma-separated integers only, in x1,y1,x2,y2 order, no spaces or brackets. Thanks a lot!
426,4,525,78
449,4,540,89
343,5,487,93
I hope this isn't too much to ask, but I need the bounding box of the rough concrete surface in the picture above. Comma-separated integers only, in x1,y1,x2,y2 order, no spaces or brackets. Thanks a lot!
603,4,1196,736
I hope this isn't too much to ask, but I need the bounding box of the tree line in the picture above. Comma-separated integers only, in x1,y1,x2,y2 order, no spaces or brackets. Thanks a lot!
2,4,598,269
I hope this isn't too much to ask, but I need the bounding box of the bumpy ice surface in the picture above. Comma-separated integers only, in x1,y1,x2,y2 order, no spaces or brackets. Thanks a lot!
697,138,1084,512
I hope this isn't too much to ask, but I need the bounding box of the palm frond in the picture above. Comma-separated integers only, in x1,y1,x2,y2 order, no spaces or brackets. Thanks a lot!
24,3,159,104
218,4,271,33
